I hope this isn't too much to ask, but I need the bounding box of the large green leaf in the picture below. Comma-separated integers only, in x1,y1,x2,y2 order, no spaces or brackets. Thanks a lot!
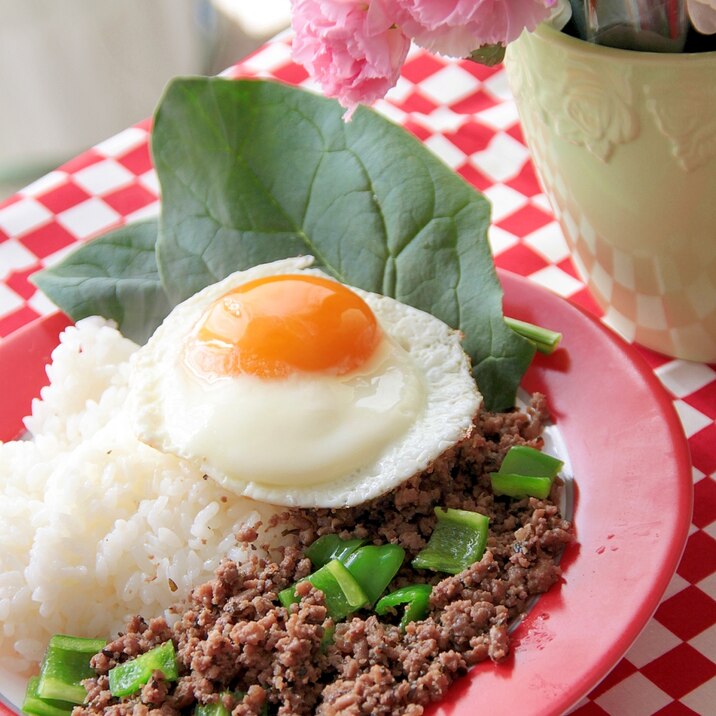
153,78,534,410
31,220,170,344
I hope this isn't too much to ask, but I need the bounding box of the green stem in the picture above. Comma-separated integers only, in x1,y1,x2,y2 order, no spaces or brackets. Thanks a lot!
506,317,562,354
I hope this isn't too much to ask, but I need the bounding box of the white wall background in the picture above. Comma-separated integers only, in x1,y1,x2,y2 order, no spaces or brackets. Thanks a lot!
0,0,290,201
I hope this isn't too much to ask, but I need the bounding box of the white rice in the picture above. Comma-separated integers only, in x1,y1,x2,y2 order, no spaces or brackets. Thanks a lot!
0,318,289,676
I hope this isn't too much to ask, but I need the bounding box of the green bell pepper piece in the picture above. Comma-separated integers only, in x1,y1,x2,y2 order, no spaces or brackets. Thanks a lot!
490,445,563,499
278,585,300,610
498,445,563,478
194,691,268,716
375,584,432,631
108,640,178,698
37,635,106,704
304,534,367,568
279,559,369,621
490,472,553,499
195,700,232,716
412,507,489,575
343,544,405,605
22,677,74,716
320,624,335,652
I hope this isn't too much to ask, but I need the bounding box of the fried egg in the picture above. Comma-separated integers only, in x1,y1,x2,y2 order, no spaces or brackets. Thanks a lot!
128,256,480,507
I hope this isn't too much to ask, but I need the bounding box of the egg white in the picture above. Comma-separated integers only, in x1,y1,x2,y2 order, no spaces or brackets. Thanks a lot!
129,256,481,508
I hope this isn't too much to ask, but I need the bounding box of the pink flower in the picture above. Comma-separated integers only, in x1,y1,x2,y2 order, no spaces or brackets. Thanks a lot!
688,0,716,34
383,0,554,57
290,0,410,116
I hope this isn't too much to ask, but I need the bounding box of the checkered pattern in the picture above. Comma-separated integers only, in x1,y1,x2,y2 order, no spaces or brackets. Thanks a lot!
511,107,716,361
0,34,713,715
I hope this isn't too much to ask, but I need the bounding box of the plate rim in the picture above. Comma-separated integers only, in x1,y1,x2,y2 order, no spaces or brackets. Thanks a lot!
432,270,692,716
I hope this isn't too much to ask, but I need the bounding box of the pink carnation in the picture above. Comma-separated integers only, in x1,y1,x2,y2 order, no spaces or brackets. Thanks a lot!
383,0,554,57
291,0,410,116
688,0,716,33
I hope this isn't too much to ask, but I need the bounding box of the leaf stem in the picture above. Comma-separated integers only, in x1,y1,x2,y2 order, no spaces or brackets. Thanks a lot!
505,317,562,355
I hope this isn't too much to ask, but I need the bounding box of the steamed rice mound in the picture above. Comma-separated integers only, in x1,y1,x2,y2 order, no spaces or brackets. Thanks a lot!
0,318,289,675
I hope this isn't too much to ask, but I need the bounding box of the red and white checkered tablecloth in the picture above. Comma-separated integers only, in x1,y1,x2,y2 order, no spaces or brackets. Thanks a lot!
0,35,714,716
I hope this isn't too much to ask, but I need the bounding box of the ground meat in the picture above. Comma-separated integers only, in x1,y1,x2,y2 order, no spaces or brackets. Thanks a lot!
285,393,553,563
89,617,175,674
76,394,572,716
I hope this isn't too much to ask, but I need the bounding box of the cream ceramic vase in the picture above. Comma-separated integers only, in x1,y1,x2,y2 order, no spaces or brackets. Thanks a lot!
504,24,716,362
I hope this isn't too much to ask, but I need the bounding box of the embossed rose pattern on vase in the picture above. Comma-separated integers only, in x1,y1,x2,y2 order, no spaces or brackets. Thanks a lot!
509,46,639,162
554,63,638,161
646,82,716,171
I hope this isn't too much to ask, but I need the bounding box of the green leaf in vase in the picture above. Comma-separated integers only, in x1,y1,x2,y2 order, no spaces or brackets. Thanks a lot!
468,44,506,67
152,78,534,411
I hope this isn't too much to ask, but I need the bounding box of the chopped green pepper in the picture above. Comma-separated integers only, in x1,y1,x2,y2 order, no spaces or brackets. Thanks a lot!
490,445,563,499
375,584,432,631
282,538,403,615
412,507,489,575
320,625,336,652
279,559,369,621
505,317,562,355
108,640,178,698
490,473,553,499
22,676,74,716
37,634,107,704
278,585,299,610
498,445,563,478
344,544,405,604
194,692,268,716
195,700,232,716
305,534,366,568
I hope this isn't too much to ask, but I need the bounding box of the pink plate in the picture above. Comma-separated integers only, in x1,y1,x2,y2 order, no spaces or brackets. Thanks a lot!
0,270,692,716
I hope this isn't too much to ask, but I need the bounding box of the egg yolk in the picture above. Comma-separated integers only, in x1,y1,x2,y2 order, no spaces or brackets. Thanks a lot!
187,274,382,379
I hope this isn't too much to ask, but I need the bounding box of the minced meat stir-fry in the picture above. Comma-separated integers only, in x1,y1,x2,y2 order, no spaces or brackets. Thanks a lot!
62,395,573,716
